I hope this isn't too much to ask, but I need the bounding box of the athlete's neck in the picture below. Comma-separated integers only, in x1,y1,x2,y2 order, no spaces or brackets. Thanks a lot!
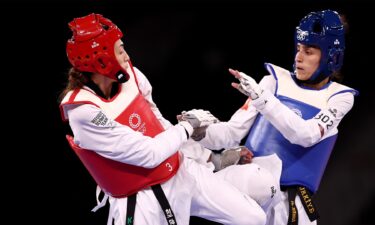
91,73,116,99
301,77,330,90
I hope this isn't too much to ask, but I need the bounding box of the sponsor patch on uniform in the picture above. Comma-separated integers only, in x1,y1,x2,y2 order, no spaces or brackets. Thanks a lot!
328,108,338,118
291,108,303,117
91,112,109,126
271,186,276,198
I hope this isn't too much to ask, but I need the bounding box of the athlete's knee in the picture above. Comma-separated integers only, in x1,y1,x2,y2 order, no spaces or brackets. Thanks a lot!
227,196,266,225
252,210,267,225
247,166,278,208
231,206,266,225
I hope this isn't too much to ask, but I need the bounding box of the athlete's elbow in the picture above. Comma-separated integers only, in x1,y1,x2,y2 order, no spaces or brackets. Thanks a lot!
131,149,165,168
142,162,159,169
290,134,318,147
298,140,316,148
142,153,166,168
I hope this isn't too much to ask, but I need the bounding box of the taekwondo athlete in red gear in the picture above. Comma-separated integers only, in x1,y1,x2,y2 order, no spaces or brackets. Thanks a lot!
192,10,358,225
59,13,268,225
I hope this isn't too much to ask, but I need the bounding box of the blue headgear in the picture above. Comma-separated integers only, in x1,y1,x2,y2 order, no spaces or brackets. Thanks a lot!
294,10,345,84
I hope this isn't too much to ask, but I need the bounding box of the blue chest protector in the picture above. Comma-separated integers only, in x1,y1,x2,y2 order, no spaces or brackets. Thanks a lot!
245,63,357,193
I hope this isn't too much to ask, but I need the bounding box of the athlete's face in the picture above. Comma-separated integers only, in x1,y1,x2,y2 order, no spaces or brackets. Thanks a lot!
294,43,321,81
114,39,130,71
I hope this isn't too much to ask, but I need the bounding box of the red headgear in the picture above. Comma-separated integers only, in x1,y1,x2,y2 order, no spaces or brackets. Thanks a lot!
66,13,128,82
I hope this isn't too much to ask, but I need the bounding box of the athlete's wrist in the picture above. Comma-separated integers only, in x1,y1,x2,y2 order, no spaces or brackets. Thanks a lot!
252,89,274,111
178,121,193,139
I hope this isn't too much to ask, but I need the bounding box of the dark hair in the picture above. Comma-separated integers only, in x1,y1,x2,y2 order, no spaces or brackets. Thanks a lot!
331,13,349,83
58,67,91,102
331,71,343,82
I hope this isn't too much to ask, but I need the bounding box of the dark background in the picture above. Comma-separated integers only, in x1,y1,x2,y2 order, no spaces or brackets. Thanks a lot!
4,0,374,224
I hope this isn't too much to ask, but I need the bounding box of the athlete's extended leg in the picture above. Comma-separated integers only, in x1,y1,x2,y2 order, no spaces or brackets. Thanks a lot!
186,157,266,225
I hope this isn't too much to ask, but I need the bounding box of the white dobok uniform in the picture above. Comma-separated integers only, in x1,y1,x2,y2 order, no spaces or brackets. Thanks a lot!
62,66,267,225
196,64,356,225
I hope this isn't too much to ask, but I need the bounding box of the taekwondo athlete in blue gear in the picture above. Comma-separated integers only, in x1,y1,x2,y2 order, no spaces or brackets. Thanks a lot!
237,10,359,225
193,9,358,225
245,9,356,195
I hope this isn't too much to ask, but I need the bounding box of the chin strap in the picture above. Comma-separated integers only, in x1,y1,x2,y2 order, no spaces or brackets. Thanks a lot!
116,69,129,83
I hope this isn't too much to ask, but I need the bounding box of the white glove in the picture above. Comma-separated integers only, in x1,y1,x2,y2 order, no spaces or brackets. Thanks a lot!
210,146,254,171
230,69,263,100
181,109,219,128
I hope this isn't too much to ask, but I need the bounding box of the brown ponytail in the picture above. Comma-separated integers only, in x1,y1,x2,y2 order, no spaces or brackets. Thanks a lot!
58,67,91,102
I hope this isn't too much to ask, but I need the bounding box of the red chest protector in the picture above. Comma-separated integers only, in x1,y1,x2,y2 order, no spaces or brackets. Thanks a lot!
60,66,180,198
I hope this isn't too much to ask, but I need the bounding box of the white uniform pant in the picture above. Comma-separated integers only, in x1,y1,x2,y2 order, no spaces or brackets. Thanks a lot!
215,154,282,212
107,155,266,225
216,153,316,225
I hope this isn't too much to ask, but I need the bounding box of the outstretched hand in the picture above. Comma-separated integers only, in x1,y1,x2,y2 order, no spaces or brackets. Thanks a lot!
229,68,243,90
229,68,263,100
